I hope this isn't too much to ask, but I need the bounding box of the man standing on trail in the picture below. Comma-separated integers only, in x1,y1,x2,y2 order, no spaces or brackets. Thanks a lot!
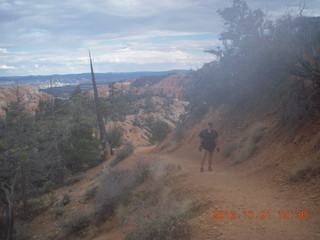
199,122,219,172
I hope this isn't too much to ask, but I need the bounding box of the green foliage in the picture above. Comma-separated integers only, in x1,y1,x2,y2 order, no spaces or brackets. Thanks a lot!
60,88,101,172
100,93,131,122
0,139,6,151
35,98,69,121
143,96,156,114
145,117,171,144
217,0,265,51
0,86,102,235
131,74,171,88
106,126,124,149
63,120,100,172
186,0,320,128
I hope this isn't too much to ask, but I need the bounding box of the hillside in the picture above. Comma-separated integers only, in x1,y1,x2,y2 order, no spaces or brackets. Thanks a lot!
0,86,51,117
23,103,320,240
3,73,319,239
88,73,189,100
152,105,320,239
2,2,320,239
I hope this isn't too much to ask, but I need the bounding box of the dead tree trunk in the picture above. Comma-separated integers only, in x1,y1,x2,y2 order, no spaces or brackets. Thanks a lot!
89,51,110,160
1,172,17,240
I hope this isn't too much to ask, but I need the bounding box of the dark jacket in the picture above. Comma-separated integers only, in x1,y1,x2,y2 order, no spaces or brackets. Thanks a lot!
199,128,218,152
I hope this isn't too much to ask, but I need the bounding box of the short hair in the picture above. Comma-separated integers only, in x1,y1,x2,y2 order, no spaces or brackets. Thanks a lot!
208,122,213,126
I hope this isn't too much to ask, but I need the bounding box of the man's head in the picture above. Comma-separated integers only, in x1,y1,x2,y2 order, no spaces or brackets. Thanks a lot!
207,122,213,130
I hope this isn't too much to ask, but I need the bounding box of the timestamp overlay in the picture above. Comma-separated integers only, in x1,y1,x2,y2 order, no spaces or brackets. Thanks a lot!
211,210,309,220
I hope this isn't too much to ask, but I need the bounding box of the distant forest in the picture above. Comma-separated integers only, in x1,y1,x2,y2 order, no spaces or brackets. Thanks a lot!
0,70,189,88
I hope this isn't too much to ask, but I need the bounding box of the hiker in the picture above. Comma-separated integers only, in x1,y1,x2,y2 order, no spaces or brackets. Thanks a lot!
199,122,219,172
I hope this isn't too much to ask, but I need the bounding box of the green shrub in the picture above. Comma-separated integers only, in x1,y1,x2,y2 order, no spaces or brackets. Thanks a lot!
106,126,124,149
62,173,84,187
59,193,71,206
80,186,98,203
145,117,171,144
52,206,64,219
17,198,49,220
61,212,91,237
132,117,142,128
63,119,101,172
15,220,30,240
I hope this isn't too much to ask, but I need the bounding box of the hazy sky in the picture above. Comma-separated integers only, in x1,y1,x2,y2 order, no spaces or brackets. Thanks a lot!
1,0,320,76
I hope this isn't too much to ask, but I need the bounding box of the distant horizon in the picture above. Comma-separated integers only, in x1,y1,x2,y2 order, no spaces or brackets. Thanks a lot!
0,69,191,79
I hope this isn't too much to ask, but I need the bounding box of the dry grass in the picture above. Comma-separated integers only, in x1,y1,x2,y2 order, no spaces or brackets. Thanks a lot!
226,122,266,165
59,193,71,206
62,173,84,187
116,157,191,240
123,191,192,240
80,185,98,203
222,142,238,159
173,124,184,142
60,211,91,238
249,122,266,144
233,143,257,165
110,141,134,167
124,207,190,240
52,206,64,219
94,168,132,223
94,160,151,223
17,197,50,221
290,158,320,182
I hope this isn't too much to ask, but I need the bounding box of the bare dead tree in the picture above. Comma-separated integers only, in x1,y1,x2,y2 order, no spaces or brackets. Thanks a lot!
0,153,18,240
89,51,110,160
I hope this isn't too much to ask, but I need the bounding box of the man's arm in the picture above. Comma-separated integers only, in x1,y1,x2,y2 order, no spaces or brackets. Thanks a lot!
199,136,203,151
199,130,204,151
215,131,220,152
216,136,220,152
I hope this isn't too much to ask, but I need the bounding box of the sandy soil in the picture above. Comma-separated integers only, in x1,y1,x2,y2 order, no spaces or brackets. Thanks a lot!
159,149,320,240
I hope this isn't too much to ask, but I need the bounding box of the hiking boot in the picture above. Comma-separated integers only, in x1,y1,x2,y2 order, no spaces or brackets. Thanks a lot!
200,167,204,172
208,167,213,172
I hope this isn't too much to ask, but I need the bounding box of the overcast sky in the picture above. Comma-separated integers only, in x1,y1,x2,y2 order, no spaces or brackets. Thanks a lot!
1,0,320,76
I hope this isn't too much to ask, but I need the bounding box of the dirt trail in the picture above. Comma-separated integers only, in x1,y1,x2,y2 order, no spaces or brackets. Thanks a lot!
156,151,320,240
